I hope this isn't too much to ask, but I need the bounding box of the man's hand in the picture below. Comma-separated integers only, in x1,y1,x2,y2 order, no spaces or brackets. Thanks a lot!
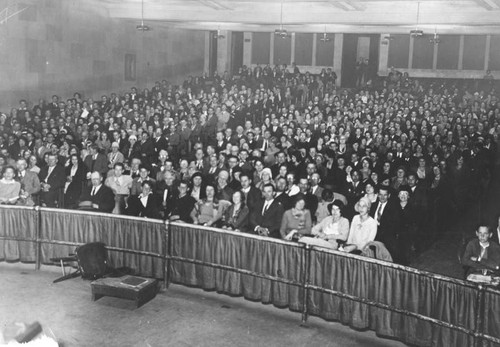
92,203,99,210
285,230,297,241
256,227,269,236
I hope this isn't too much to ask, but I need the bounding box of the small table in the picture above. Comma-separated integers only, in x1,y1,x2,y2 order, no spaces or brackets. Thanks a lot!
91,276,159,308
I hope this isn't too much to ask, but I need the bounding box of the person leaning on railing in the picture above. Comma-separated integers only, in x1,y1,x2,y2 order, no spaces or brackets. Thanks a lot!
280,193,312,240
78,171,115,213
190,183,224,227
342,197,377,253
461,225,500,276
220,190,249,233
300,200,349,249
0,166,21,205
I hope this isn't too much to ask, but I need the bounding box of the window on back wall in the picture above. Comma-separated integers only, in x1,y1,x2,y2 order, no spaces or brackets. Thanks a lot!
125,54,136,81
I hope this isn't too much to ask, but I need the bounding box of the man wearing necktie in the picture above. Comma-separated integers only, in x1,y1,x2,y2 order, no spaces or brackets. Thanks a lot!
78,171,115,213
250,184,284,238
39,154,65,207
370,185,400,262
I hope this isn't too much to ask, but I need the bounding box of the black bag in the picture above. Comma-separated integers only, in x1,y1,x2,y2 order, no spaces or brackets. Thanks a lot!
76,242,109,280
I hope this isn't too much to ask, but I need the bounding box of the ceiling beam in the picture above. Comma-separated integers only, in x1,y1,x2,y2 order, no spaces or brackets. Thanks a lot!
329,1,365,11
473,0,500,10
196,0,233,10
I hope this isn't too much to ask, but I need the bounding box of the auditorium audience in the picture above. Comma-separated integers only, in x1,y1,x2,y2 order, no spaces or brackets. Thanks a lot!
0,65,498,265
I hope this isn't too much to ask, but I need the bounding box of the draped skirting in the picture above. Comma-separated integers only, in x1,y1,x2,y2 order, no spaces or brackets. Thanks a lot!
0,205,499,347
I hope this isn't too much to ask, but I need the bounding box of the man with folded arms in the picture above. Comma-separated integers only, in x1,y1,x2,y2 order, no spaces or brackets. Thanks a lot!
462,225,500,276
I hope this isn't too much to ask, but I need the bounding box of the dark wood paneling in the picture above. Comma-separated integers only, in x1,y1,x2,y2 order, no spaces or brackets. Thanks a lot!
274,35,292,65
436,35,461,70
489,35,500,71
294,33,313,66
316,34,335,66
412,35,434,69
463,35,486,70
388,34,410,69
251,32,270,65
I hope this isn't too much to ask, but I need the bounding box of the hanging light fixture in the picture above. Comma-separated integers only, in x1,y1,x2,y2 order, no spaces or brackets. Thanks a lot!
213,26,225,39
136,0,151,32
429,28,441,44
319,25,331,43
274,0,290,38
410,2,423,37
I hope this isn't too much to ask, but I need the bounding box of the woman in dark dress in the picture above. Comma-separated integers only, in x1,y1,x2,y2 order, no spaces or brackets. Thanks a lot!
396,186,418,265
64,154,86,209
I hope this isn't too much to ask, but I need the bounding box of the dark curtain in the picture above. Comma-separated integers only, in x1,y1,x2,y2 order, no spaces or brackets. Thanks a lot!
0,206,37,262
39,208,164,278
308,249,477,347
170,224,304,310
2,208,500,347
482,288,500,347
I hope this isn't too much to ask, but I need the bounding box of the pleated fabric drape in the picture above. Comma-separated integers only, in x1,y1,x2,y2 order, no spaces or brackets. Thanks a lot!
39,208,164,278
1,206,500,347
307,249,477,346
0,206,37,262
170,224,304,311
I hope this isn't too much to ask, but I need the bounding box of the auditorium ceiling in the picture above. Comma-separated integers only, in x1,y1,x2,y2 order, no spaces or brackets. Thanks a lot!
97,0,500,34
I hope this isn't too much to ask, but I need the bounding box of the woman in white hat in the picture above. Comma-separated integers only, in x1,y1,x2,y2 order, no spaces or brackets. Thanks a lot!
343,197,377,253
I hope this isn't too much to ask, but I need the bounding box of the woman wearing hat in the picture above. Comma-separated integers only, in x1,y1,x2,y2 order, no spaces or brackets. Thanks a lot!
300,200,350,249
256,167,275,191
343,197,377,253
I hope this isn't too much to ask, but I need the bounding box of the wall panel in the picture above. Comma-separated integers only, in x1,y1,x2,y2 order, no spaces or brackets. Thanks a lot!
412,35,434,69
489,35,500,71
436,35,461,70
0,2,206,108
294,33,313,66
274,36,292,65
316,34,335,66
463,35,486,70
251,32,270,65
388,34,410,68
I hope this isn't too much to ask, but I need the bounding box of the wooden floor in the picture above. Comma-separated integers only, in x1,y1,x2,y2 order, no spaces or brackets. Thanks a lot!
0,264,404,347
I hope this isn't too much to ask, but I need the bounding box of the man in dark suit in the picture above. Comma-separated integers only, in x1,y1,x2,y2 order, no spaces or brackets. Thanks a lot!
169,181,196,223
39,154,66,207
153,128,168,154
139,132,155,167
155,170,178,218
407,173,429,250
84,145,108,179
250,184,284,238
240,172,262,213
125,181,161,219
371,185,401,261
274,176,292,210
298,177,319,220
78,171,115,213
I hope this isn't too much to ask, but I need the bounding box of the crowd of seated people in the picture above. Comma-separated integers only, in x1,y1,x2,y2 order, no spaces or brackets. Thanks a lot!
0,64,498,265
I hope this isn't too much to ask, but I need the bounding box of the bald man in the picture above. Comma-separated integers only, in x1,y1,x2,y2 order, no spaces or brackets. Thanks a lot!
78,171,115,213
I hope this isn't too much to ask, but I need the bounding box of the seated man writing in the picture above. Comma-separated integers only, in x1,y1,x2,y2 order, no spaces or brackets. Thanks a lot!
462,225,500,276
